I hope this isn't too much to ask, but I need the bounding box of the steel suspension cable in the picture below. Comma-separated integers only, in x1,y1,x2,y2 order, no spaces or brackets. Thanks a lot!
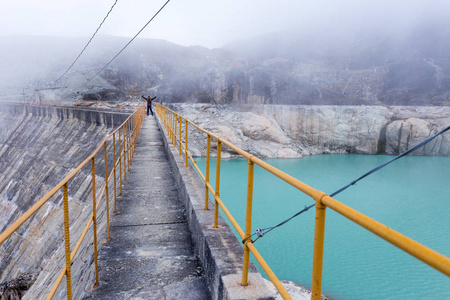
56,0,119,82
245,125,450,244
86,0,171,84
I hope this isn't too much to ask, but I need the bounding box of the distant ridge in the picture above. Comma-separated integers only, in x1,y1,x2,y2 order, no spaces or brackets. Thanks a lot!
1,24,450,106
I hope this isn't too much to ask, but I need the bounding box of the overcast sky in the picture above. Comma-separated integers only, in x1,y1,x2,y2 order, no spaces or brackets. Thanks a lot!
1,0,449,48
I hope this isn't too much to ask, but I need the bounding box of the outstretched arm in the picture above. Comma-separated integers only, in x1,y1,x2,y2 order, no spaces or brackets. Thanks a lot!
151,96,157,101
141,95,147,100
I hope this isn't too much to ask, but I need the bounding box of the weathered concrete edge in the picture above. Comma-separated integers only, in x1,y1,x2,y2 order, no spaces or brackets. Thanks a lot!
155,117,275,300
0,103,130,127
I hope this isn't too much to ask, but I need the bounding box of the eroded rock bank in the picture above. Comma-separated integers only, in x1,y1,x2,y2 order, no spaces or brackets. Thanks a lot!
170,104,449,158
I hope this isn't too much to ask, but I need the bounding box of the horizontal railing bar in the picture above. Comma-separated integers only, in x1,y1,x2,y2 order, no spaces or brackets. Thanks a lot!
108,167,115,183
46,266,66,300
94,174,107,212
0,186,60,244
0,148,99,244
48,215,94,299
250,156,326,201
214,195,246,239
321,195,450,276
206,182,215,196
192,160,206,182
186,153,206,182
71,216,94,262
246,242,292,300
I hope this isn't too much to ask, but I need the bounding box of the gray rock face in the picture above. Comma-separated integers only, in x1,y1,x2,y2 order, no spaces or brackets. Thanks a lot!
0,269,40,299
4,22,450,107
386,118,450,156
171,104,449,158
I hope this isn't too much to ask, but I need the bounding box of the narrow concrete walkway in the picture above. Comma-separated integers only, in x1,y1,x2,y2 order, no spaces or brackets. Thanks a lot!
83,116,211,300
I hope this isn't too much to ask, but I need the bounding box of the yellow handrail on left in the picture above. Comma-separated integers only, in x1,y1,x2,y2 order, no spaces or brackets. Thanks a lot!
0,104,146,299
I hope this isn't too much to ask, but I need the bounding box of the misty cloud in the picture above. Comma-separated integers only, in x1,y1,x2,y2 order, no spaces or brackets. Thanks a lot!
1,0,450,105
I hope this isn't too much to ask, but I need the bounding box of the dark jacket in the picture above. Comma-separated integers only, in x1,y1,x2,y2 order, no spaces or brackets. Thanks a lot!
142,96,156,106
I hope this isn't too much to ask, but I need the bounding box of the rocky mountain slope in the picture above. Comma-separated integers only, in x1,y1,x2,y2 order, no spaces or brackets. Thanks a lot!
1,20,450,106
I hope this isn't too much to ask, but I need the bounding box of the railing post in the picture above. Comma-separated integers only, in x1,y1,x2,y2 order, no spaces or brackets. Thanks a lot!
169,109,171,140
113,133,117,212
173,112,176,146
134,113,138,148
132,115,136,158
126,120,129,169
135,113,139,155
311,198,327,300
179,115,182,156
130,116,133,157
164,107,167,130
134,112,141,146
185,119,188,167
136,113,139,151
174,113,177,148
169,109,172,140
123,122,127,182
127,120,131,168
62,183,73,300
205,134,211,210
104,141,110,239
171,110,174,143
214,140,221,228
119,127,123,195
91,157,99,286
242,158,255,286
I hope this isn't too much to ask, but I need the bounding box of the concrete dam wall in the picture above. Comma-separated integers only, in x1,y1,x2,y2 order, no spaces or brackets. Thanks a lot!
0,104,129,298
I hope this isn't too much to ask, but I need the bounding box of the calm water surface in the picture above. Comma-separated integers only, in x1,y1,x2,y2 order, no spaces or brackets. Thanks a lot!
195,154,450,300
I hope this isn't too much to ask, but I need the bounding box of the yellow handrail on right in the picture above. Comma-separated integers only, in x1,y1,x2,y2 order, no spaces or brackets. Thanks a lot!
156,103,450,300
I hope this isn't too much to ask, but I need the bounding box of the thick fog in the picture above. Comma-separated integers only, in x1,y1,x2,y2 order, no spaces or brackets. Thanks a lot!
1,0,449,47
0,0,449,104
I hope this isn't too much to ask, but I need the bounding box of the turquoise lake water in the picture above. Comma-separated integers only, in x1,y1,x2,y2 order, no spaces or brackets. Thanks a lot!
195,154,450,300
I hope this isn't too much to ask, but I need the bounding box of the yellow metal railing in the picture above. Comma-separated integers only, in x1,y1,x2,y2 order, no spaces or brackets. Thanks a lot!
0,105,146,300
156,103,450,300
